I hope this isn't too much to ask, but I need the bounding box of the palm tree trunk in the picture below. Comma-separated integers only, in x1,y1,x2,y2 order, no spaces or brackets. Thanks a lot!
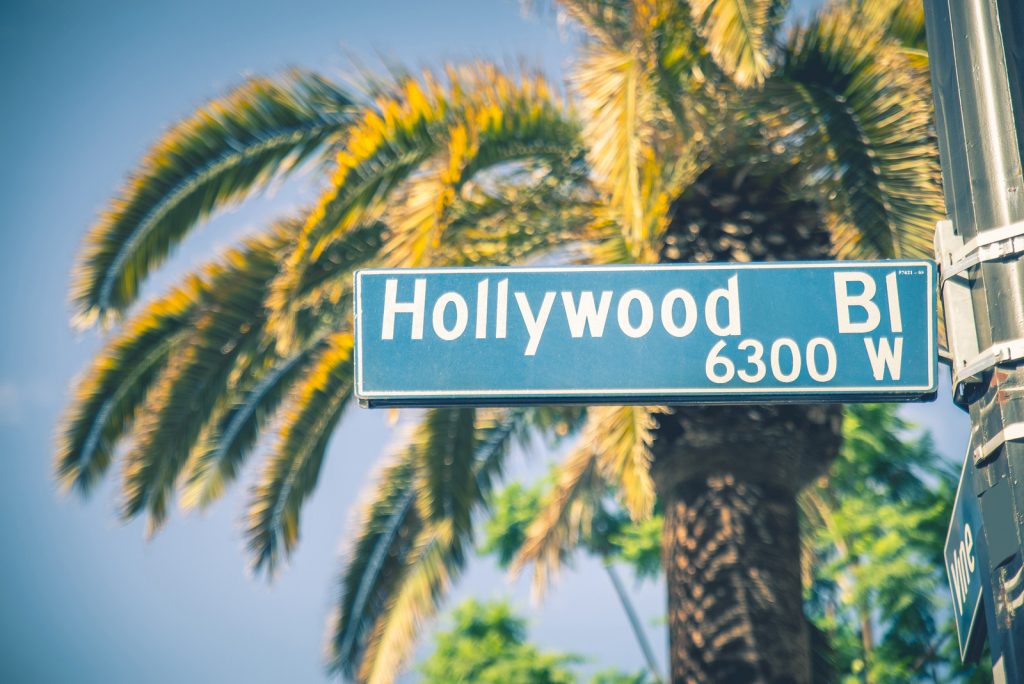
656,160,844,681
652,404,842,683
661,472,806,682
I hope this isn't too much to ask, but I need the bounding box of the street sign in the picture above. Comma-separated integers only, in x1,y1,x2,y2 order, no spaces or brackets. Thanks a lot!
945,454,985,662
354,261,937,407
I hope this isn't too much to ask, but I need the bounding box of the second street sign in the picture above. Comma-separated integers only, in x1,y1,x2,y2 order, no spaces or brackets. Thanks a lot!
354,261,937,407
945,454,985,662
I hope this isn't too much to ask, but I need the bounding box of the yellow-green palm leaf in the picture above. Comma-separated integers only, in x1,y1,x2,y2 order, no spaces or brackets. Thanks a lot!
688,0,785,87
72,71,354,325
269,66,580,345
245,331,355,574
769,6,942,259
511,405,661,595
56,276,203,494
329,409,526,682
121,223,295,531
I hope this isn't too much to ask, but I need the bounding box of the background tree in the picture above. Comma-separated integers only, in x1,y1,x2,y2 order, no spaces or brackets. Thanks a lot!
484,405,987,682
58,0,944,681
802,404,985,683
419,598,579,684
481,471,664,682
421,598,656,684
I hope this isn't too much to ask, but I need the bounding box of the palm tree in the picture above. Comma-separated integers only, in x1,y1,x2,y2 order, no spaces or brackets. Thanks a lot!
57,0,942,681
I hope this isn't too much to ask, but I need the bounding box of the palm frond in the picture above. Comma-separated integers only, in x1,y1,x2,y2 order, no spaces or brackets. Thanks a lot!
180,333,331,510
55,276,203,494
330,450,421,680
575,43,661,260
119,224,292,530
269,220,386,351
72,71,354,324
245,332,354,574
271,65,578,344
381,66,578,246
589,405,661,520
555,0,634,45
306,70,448,241
510,405,660,595
356,520,462,684
688,0,781,87
561,0,714,135
511,433,606,596
770,8,942,259
448,188,598,266
328,409,526,681
858,0,927,51
267,74,451,343
380,85,585,270
419,409,478,537
265,74,449,346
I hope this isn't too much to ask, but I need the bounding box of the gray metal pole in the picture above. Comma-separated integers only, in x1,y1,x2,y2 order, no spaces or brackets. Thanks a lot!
924,0,1024,680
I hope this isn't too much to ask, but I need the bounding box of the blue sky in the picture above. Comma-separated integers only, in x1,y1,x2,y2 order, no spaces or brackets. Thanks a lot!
0,1,969,682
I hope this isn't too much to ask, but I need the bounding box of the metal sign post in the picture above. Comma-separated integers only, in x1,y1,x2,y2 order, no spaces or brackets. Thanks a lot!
925,0,1024,679
354,262,936,407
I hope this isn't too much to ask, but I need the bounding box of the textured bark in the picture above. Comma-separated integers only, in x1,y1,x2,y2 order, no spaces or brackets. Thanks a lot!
652,405,843,683
662,475,804,683
654,160,844,682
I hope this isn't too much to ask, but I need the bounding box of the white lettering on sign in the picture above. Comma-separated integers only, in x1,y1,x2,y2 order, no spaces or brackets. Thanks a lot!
382,278,426,340
949,523,977,617
661,289,698,338
375,273,913,378
618,290,655,338
834,272,881,333
515,291,556,356
771,338,802,383
495,279,508,339
706,275,742,336
864,338,903,380
886,272,903,333
834,271,903,334
807,337,838,382
704,338,838,385
561,291,612,338
432,292,468,341
736,340,766,383
380,275,747,356
475,280,489,339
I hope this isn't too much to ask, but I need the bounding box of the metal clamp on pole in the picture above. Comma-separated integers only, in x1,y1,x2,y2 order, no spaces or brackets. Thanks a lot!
956,339,1024,387
940,218,1024,283
936,219,982,402
936,220,1024,396
974,423,1024,466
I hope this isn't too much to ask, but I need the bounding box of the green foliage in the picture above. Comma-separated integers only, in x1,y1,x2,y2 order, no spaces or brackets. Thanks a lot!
481,467,662,581
420,599,579,684
607,515,662,581
803,404,981,682
420,598,660,684
589,669,657,684
481,481,547,567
